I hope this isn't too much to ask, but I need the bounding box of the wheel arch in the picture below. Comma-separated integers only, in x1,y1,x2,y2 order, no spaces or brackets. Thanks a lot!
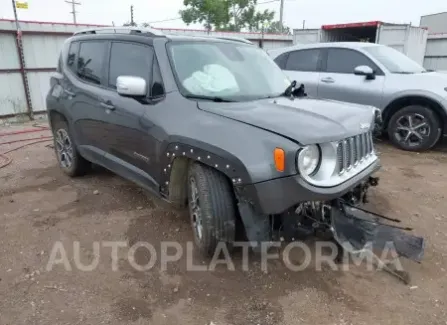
160,138,250,205
48,109,68,129
382,95,447,133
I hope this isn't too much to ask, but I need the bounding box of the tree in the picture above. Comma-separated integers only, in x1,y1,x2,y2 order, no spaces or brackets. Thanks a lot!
180,0,230,31
122,22,152,28
265,21,291,34
179,0,275,32
237,5,274,32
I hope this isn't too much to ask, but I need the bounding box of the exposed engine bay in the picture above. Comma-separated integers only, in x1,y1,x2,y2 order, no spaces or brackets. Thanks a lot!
259,177,424,284
274,176,380,238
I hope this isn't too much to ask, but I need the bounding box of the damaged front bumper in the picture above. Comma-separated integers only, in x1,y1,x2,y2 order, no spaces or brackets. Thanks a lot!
240,159,381,216
235,158,425,282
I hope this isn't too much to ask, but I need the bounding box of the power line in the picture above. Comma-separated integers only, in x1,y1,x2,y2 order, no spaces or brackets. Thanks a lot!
148,0,279,24
65,0,81,24
149,17,182,24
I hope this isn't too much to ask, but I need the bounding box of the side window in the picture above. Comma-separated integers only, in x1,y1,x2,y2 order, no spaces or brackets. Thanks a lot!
77,41,106,85
285,49,321,72
67,41,79,74
273,52,289,69
326,48,377,74
57,55,62,73
151,57,165,97
108,42,154,90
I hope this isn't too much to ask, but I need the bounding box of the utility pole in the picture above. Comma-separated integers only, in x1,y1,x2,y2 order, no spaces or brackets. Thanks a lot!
11,0,20,31
279,0,284,32
11,0,34,119
65,0,81,24
130,5,135,26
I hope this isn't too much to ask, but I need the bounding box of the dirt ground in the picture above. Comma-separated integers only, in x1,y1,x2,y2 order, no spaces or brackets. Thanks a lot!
1,121,446,325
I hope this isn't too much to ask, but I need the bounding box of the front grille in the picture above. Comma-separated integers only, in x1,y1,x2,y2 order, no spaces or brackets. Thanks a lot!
336,131,374,174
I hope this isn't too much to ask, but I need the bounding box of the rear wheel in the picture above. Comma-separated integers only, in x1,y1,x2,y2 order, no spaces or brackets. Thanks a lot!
387,105,441,151
52,119,90,176
187,162,236,257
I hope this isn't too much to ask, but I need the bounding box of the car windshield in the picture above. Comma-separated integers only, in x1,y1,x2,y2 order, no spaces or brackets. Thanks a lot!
167,41,290,101
363,46,426,74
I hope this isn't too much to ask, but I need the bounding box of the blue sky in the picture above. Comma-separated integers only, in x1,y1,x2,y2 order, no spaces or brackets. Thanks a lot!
0,0,446,31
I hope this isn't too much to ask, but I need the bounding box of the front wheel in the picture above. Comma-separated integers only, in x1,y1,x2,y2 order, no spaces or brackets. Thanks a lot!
187,162,236,257
387,105,441,151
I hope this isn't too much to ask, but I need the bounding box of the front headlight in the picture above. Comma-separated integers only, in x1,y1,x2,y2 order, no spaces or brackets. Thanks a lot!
297,145,321,176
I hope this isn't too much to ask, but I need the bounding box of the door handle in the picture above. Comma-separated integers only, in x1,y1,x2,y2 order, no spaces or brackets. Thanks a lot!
64,89,76,97
321,77,335,84
100,101,115,110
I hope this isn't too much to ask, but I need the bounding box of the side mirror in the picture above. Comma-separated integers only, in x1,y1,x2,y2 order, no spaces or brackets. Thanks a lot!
354,65,375,79
116,76,147,96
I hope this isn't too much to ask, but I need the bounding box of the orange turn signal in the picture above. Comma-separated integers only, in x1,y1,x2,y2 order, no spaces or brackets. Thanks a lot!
274,147,285,172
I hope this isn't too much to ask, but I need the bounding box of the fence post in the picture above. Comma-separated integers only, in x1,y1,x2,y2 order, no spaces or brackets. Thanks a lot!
12,0,34,120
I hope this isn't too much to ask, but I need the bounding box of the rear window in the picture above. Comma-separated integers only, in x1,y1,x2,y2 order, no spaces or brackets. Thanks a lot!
67,41,79,74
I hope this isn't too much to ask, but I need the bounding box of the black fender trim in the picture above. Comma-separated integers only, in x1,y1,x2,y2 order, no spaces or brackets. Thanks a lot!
159,138,251,196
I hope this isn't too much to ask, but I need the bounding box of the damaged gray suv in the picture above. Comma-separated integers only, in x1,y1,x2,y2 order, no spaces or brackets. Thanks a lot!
46,27,424,269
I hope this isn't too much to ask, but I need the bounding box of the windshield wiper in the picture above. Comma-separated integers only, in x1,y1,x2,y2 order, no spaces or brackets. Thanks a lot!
282,80,297,97
184,94,235,102
392,71,415,74
281,80,307,98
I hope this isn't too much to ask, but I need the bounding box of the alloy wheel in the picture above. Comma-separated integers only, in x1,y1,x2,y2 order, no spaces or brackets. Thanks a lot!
189,177,203,241
394,113,430,148
54,129,74,168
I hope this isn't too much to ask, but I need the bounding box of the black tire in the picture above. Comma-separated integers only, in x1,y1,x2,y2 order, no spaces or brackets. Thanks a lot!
387,105,441,151
187,162,236,257
51,119,90,177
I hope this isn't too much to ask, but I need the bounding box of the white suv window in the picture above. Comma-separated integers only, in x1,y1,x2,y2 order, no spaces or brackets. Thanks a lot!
285,49,321,72
326,48,376,74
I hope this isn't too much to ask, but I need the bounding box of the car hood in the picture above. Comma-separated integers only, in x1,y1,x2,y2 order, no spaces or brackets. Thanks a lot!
198,97,375,145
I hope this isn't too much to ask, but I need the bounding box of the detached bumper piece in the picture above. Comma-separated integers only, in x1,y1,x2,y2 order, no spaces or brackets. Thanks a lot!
331,202,425,262
331,201,425,283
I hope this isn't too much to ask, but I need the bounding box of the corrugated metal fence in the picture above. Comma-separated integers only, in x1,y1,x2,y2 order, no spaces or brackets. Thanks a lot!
424,33,447,72
0,20,106,118
0,20,293,119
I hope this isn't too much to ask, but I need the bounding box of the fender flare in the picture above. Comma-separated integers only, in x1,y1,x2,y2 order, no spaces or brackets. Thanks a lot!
382,92,447,127
159,137,251,196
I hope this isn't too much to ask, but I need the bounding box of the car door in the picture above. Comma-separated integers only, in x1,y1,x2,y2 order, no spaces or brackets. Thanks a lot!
66,40,110,161
99,41,160,180
317,48,385,108
279,48,323,97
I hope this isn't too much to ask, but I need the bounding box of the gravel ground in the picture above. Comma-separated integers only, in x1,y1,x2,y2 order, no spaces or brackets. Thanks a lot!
1,122,447,325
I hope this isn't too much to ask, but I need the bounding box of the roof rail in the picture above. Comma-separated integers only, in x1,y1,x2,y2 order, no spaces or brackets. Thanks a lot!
73,26,165,37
